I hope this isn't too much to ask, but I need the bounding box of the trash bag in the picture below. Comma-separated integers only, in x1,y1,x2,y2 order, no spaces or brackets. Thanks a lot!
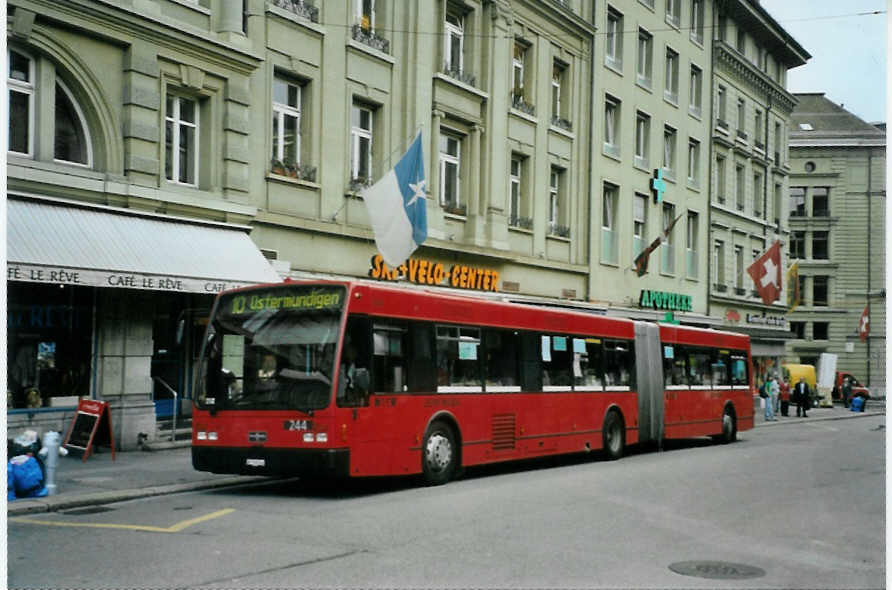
8,462,16,501
9,455,47,498
850,396,865,412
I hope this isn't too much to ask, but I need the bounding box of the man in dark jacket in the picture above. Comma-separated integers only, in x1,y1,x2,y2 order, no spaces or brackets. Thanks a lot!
794,377,810,417
841,377,853,408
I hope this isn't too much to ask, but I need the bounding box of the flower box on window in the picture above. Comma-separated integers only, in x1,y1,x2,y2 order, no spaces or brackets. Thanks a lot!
349,177,372,193
271,0,319,22
511,94,536,116
442,63,476,87
548,223,571,238
551,116,573,132
444,204,467,217
509,215,534,230
352,24,390,54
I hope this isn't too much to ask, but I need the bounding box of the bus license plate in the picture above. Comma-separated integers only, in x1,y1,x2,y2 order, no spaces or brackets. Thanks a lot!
246,458,265,467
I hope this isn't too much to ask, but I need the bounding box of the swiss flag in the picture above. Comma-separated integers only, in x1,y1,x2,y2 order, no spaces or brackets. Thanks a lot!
747,240,782,305
859,305,870,341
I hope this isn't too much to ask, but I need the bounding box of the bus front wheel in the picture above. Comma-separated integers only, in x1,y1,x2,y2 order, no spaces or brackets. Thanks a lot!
602,410,625,460
422,421,458,485
713,406,737,444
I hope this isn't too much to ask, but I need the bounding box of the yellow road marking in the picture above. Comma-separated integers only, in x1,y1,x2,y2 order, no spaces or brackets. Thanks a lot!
10,508,235,533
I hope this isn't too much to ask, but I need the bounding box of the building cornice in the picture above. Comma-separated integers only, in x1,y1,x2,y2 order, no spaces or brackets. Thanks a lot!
715,42,797,113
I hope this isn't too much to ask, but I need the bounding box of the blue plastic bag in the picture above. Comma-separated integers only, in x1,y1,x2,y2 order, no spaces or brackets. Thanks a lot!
10,456,47,498
7,462,16,501
851,396,865,412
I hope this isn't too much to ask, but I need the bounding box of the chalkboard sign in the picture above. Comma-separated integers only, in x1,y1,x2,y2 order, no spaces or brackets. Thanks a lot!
63,399,116,462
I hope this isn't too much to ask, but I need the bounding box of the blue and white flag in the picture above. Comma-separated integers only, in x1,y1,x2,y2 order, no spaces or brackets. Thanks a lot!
363,132,428,267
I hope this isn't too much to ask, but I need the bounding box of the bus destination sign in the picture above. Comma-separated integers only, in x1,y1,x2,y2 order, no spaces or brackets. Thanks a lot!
369,255,500,292
229,289,342,315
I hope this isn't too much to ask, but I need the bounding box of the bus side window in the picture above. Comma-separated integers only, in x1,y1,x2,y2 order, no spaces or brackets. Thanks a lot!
712,351,730,386
663,345,687,387
483,329,521,391
435,326,482,390
339,316,372,407
542,334,572,387
730,352,748,385
372,321,408,394
574,337,604,389
604,339,634,387
687,348,713,387
519,332,543,392
407,322,436,393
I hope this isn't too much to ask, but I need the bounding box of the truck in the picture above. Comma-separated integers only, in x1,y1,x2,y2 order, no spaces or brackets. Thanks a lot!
832,371,871,404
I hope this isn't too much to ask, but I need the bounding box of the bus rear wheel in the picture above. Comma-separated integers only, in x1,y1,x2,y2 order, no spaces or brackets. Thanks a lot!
712,406,737,444
422,421,457,486
602,410,625,460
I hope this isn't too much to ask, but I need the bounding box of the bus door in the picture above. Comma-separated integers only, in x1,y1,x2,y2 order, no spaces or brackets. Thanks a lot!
634,322,663,445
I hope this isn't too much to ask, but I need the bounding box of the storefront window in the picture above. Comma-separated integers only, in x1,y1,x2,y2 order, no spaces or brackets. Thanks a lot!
7,284,93,408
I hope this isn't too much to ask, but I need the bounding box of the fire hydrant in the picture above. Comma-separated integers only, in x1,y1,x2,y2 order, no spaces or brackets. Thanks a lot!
38,431,64,495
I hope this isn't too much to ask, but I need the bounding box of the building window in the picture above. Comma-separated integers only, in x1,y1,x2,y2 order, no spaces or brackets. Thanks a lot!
633,192,647,256
663,126,677,178
508,156,527,227
813,276,829,307
665,47,679,104
665,0,680,27
717,85,727,126
637,28,653,88
7,49,34,156
444,10,467,80
512,41,529,108
773,182,782,222
165,94,198,185
660,203,676,274
714,240,726,288
718,14,727,41
735,164,745,211
734,245,744,291
689,65,702,117
736,28,746,54
604,96,620,157
736,98,746,140
439,131,462,212
606,8,623,69
790,321,805,339
687,139,700,186
686,211,698,278
635,111,650,168
813,322,829,340
715,156,726,203
691,0,704,43
790,231,805,259
551,60,570,129
354,0,375,30
790,186,806,216
272,76,302,169
54,80,92,166
812,187,829,216
753,172,763,217
812,231,829,259
549,168,567,236
754,109,764,149
774,122,783,163
602,182,618,263
351,103,373,182
799,274,807,304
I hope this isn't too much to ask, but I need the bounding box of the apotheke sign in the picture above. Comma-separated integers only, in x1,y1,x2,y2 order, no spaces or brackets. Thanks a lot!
7,263,250,294
638,289,693,312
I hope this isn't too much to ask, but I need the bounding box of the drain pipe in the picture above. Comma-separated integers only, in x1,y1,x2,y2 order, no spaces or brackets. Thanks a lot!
866,147,872,385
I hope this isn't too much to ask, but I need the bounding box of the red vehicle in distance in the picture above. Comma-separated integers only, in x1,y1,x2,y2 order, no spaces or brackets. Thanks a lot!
192,280,754,485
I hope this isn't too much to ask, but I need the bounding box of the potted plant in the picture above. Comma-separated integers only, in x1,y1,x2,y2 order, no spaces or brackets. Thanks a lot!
270,158,286,176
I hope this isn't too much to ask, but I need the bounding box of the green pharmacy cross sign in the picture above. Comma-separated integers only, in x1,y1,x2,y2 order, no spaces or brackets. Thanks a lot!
651,168,667,203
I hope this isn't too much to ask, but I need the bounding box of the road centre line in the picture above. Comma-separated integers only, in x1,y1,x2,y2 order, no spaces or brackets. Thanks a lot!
9,508,235,533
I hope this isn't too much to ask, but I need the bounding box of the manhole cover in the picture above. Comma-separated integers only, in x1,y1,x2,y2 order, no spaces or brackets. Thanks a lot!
669,561,765,580
63,506,115,515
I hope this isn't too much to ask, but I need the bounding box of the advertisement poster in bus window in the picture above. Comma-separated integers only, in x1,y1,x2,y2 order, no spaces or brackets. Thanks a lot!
541,336,552,362
664,345,674,359
573,338,586,354
553,336,567,352
458,341,478,360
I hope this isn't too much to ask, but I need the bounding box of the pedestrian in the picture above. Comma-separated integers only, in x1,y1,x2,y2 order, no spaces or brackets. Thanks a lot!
841,376,852,409
766,375,779,421
779,377,791,417
794,376,810,418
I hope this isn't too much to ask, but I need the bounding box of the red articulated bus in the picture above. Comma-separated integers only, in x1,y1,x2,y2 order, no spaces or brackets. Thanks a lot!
192,280,754,485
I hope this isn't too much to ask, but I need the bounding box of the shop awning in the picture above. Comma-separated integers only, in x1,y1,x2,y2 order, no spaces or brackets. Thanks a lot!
8,196,281,294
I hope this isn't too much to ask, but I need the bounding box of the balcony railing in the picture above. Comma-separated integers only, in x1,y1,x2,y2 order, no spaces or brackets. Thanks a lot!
549,222,571,239
442,63,476,87
511,93,536,116
714,283,728,293
551,116,573,132
736,129,748,141
271,0,319,22
716,118,729,130
754,139,765,151
352,24,390,54
509,215,534,230
270,158,316,182
734,287,747,296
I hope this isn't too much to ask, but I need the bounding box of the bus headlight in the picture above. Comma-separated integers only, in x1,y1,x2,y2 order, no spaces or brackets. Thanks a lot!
197,431,207,440
303,433,314,443
315,433,328,443
208,432,218,441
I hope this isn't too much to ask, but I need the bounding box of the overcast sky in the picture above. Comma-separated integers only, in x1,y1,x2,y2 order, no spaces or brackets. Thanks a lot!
759,1,887,123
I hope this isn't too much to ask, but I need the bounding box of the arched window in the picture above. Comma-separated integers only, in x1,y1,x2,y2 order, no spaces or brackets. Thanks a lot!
7,47,94,168
7,49,35,157
54,80,92,166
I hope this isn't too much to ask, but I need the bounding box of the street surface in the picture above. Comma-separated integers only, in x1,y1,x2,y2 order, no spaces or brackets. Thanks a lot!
8,415,885,589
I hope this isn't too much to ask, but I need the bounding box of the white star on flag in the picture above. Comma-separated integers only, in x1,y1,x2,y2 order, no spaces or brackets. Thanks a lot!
760,259,778,288
859,305,870,341
407,180,427,206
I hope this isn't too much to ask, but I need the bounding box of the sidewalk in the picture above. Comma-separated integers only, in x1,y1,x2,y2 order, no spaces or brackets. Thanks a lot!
8,403,884,516
7,446,268,516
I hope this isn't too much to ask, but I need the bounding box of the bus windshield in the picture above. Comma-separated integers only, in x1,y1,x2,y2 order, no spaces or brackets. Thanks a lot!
196,285,345,412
